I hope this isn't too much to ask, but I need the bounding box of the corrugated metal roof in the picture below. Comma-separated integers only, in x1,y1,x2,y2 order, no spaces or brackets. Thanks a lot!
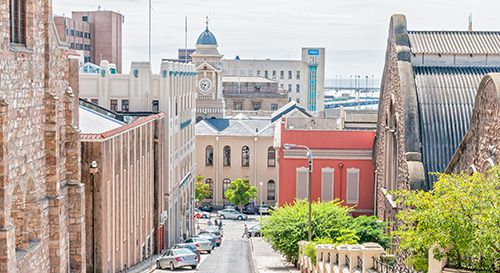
414,66,500,187
408,31,500,55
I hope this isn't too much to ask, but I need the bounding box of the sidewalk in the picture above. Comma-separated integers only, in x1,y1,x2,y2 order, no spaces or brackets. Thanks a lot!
126,254,158,273
250,237,300,273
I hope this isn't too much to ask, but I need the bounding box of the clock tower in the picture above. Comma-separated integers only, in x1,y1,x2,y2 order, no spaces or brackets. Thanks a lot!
192,18,225,121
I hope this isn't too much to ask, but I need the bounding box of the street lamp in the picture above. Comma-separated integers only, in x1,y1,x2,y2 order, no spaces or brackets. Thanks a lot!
259,181,264,226
283,143,313,242
89,161,98,273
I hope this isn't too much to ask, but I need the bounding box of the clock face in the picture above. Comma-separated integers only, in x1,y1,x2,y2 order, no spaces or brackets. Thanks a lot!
199,78,212,95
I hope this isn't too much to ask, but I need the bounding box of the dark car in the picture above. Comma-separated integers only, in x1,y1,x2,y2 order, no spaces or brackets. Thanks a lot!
198,202,213,212
248,224,262,237
223,203,236,209
235,202,256,214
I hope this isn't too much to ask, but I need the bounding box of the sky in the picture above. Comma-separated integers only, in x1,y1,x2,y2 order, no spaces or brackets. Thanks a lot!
53,0,500,86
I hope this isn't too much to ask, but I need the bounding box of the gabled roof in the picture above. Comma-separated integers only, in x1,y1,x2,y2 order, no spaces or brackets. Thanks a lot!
195,117,273,137
271,101,313,123
408,31,500,55
79,106,125,134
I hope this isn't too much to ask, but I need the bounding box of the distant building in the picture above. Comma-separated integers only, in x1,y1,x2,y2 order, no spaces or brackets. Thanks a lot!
54,10,124,73
164,49,196,63
222,76,289,117
79,60,197,248
222,48,326,114
80,101,166,272
374,14,500,260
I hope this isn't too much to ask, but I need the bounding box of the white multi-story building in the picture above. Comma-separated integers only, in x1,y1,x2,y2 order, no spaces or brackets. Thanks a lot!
222,48,325,114
79,60,197,248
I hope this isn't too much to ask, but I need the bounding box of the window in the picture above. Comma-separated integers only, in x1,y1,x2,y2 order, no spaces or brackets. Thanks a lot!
232,70,236,76
288,84,292,93
296,84,300,93
175,102,178,116
206,145,214,166
241,146,250,167
271,104,278,111
240,70,244,76
122,99,129,112
234,102,243,110
264,71,268,78
272,70,276,79
152,100,159,112
346,168,360,204
223,146,231,166
70,42,75,49
110,99,118,111
321,168,334,202
280,71,284,79
288,71,292,79
256,70,261,76
84,56,91,63
223,70,227,76
248,70,252,76
297,71,300,79
206,179,213,199
252,102,261,111
267,180,275,200
91,99,99,104
268,147,276,167
82,16,88,22
223,178,231,199
296,167,308,199
66,29,72,36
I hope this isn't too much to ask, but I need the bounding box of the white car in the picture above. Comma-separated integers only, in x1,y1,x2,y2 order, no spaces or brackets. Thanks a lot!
217,209,248,220
156,249,198,270
194,208,210,219
184,237,213,253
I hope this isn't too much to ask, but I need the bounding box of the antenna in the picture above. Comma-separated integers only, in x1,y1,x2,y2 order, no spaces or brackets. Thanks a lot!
185,17,188,63
148,0,152,63
468,13,473,31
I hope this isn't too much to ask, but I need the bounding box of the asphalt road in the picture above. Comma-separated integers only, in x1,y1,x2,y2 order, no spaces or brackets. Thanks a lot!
152,212,263,273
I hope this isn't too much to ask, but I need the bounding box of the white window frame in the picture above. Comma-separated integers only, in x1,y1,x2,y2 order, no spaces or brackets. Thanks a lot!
296,167,308,200
346,168,360,204
321,167,334,202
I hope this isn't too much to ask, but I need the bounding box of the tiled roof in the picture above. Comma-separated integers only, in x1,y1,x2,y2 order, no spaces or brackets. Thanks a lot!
408,31,500,55
195,118,273,137
414,66,500,186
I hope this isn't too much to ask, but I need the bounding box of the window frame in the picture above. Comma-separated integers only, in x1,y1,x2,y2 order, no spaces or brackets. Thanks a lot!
223,178,231,199
10,0,27,45
205,145,214,166
267,180,275,201
267,146,276,167
223,146,231,166
206,179,213,199
241,146,250,167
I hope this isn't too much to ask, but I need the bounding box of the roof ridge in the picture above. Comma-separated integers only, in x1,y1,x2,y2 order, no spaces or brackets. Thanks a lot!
81,113,165,140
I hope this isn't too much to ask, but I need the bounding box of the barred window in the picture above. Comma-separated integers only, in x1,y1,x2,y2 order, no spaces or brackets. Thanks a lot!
11,0,26,44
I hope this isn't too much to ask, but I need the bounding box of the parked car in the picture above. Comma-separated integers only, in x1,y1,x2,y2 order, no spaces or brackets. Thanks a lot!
170,243,200,260
156,248,198,270
192,234,217,248
257,205,272,214
217,209,248,220
205,226,223,236
198,202,213,212
184,237,213,253
223,203,236,210
248,224,262,237
194,208,210,219
198,232,222,246
235,202,257,214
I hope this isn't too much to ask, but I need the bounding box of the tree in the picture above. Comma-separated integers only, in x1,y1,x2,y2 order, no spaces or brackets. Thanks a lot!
261,198,391,263
195,175,212,203
224,178,257,212
394,167,500,272
348,215,391,250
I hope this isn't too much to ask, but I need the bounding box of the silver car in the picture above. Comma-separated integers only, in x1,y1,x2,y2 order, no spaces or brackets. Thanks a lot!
184,237,213,253
217,209,248,220
156,249,198,270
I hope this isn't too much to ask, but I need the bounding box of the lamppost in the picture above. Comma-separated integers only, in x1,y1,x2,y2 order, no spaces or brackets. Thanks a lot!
259,181,264,226
283,143,313,242
89,161,98,273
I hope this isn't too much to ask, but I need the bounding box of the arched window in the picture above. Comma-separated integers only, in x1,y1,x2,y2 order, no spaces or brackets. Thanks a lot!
223,178,231,199
205,179,213,199
242,146,250,167
10,0,26,44
481,158,495,177
223,146,231,166
206,145,214,166
267,180,276,200
196,116,203,123
268,147,276,167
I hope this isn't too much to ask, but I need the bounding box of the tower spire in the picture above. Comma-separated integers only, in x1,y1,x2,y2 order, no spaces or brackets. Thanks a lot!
206,16,209,30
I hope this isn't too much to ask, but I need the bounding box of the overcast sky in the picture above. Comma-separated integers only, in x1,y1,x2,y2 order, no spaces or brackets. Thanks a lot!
53,0,500,85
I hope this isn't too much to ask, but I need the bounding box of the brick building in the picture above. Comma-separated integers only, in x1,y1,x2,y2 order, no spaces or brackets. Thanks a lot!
0,0,85,272
80,101,166,272
373,14,500,260
54,10,124,72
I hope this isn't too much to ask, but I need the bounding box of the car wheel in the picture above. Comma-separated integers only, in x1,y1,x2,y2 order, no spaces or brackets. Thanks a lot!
207,250,212,254
220,215,225,219
201,214,207,219
156,261,161,269
191,265,197,269
169,262,175,271
217,243,221,246
237,216,242,220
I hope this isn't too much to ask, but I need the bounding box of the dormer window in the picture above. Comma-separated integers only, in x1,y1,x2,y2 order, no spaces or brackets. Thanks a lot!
10,0,26,44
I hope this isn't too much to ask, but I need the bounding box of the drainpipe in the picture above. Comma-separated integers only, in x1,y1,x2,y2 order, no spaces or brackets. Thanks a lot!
89,161,98,273
338,163,343,201
254,137,258,204
215,136,219,207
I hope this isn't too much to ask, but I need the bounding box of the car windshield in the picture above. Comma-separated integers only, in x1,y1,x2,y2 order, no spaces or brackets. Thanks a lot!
173,249,193,255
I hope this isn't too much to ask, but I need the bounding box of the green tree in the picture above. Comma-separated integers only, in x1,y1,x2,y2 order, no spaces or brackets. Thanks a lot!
224,178,257,212
348,215,391,250
195,175,212,202
394,167,500,272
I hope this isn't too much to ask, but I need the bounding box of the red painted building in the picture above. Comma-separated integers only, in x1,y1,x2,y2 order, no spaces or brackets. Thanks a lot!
278,116,375,216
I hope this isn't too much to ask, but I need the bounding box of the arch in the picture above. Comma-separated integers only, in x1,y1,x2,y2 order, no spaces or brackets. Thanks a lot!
267,180,276,201
196,116,203,123
222,178,231,199
25,179,40,241
384,99,398,191
481,158,495,177
223,146,231,166
267,147,276,167
205,145,214,166
241,146,250,167
205,179,213,199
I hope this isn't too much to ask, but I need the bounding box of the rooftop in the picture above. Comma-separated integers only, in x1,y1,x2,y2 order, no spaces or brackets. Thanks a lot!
408,30,500,55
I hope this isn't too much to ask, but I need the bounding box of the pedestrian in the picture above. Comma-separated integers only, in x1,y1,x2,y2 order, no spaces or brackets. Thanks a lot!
214,218,218,227
207,218,212,226
218,219,222,229
242,224,248,238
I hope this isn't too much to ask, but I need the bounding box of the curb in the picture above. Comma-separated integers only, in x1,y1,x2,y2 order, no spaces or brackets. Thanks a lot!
249,237,259,273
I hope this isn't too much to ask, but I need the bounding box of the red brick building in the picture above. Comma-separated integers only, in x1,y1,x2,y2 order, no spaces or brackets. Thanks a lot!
278,116,375,216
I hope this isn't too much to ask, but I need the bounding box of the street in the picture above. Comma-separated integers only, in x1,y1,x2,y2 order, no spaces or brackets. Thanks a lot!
152,212,263,272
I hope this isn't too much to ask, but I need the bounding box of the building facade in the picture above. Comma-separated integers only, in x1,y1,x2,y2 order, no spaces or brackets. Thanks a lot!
222,47,325,114
55,10,124,72
195,116,278,207
80,103,166,272
222,76,289,117
0,0,86,271
278,116,375,216
373,14,500,260
79,60,197,248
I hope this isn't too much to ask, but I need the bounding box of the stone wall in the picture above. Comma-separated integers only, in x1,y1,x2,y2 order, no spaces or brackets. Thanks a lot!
0,0,85,272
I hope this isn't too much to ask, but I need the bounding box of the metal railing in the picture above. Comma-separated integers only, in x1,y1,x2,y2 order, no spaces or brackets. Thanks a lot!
335,253,339,265
345,254,350,268
373,257,414,273
357,256,363,270
445,251,498,272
